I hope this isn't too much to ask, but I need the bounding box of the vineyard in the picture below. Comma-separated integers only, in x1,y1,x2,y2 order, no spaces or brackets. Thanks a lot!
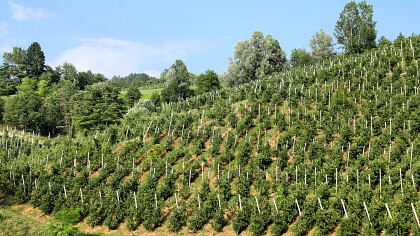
1,34,420,235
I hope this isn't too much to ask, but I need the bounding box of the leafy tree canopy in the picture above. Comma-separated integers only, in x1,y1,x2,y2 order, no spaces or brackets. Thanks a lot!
161,60,193,102
196,70,221,94
290,48,312,67
334,0,376,54
221,31,286,87
310,28,334,61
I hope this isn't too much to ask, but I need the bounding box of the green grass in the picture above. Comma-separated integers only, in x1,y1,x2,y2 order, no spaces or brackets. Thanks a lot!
139,88,163,99
120,85,198,100
0,200,52,235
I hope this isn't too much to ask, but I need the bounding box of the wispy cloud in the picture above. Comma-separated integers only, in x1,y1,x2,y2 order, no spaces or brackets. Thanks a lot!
0,22,9,39
9,1,54,21
51,37,202,78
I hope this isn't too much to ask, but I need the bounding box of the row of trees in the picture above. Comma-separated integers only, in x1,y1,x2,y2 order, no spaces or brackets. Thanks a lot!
223,1,377,86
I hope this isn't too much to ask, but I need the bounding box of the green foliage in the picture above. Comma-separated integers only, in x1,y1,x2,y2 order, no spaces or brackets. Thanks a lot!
310,28,334,61
54,208,82,225
3,91,44,131
232,201,251,235
334,1,376,54
161,60,193,102
0,97,4,122
196,70,221,94
110,72,159,89
125,84,142,107
16,76,37,92
221,31,286,87
290,48,312,67
24,42,45,78
49,223,83,236
72,82,124,133
211,208,226,232
167,207,187,232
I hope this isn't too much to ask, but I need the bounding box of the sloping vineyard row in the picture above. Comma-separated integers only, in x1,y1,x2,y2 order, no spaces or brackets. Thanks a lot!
1,34,420,235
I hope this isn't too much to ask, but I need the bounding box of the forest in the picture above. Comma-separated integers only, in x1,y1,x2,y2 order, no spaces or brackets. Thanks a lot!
1,1,420,235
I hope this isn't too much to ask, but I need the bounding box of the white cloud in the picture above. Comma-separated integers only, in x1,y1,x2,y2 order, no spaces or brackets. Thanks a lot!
51,37,201,78
143,70,162,78
0,22,9,39
9,1,54,21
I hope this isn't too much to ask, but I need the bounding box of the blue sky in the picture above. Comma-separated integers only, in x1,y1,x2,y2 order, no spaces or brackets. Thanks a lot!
0,1,419,79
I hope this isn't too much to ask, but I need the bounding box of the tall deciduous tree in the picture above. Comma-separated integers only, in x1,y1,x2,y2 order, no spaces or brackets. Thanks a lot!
221,31,286,87
24,42,45,78
3,91,44,131
290,48,312,67
42,80,77,134
161,60,193,102
334,1,376,54
196,70,220,94
309,28,334,61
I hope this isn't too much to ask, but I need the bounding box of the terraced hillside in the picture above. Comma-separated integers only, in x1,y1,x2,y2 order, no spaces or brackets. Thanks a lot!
1,34,420,235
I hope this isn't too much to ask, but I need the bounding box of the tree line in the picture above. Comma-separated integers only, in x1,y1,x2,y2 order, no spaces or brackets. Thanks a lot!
0,0,383,136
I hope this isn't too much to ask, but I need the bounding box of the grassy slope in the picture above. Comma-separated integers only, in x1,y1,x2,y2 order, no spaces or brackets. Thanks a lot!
119,85,197,100
0,195,52,235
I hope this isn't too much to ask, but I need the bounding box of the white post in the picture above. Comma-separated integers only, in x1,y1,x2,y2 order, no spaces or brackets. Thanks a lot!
411,143,413,171
380,168,382,198
411,203,420,228
273,198,278,213
363,202,373,227
134,191,137,208
318,197,323,210
175,193,179,210
238,194,242,211
189,169,192,187
198,194,201,210
385,203,392,219
155,194,158,208
80,188,83,204
63,185,67,198
335,168,338,194
255,196,261,214
341,199,348,219
400,168,404,196
296,199,301,216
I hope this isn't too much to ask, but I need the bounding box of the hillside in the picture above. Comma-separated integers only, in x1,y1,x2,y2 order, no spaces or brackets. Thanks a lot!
1,34,420,235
